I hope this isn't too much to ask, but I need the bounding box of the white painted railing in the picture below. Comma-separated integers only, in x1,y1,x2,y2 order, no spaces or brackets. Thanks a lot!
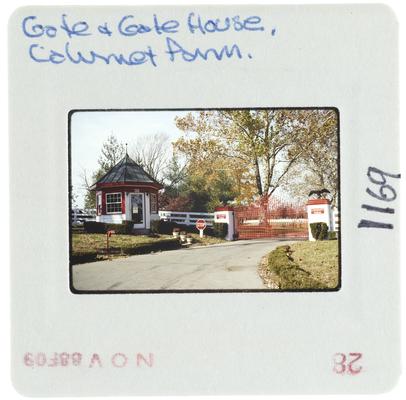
159,211,214,226
71,208,96,225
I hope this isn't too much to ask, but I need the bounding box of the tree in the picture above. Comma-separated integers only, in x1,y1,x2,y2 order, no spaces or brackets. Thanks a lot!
174,110,322,202
158,153,187,210
160,157,238,212
182,170,236,212
163,153,187,196
97,134,126,172
161,195,193,212
82,169,105,209
174,109,339,205
129,132,170,182
174,111,259,201
82,135,126,208
281,110,339,204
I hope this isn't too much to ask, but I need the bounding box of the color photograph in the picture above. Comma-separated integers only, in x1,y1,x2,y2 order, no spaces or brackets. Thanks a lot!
69,108,340,292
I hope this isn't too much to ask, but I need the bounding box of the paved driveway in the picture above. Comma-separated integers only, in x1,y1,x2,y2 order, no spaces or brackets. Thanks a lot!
72,239,296,291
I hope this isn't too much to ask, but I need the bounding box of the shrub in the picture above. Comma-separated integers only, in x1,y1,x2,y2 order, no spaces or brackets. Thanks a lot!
150,219,160,234
310,222,329,240
328,231,337,240
117,220,134,234
70,251,98,264
155,220,180,234
84,221,106,233
267,245,325,289
83,220,134,234
212,223,228,238
116,221,133,234
125,239,181,255
320,223,329,240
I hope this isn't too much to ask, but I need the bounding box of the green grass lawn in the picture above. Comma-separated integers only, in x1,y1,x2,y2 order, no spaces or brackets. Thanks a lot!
261,240,339,290
188,233,226,246
71,232,226,264
71,233,180,264
72,233,174,254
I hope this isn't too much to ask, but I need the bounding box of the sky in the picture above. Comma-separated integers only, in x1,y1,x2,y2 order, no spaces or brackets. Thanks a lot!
71,110,190,208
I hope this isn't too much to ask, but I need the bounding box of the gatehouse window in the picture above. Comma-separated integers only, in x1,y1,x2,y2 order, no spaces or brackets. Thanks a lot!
150,193,158,213
96,193,102,215
106,193,122,214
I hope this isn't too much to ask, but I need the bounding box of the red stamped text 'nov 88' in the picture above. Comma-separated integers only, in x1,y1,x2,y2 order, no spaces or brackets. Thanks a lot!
23,352,154,368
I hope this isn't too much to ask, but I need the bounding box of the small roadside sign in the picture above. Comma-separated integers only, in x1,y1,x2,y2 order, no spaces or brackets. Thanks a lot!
195,219,206,238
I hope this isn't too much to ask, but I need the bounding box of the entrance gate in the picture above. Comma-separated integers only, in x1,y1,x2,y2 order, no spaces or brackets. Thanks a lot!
234,197,308,240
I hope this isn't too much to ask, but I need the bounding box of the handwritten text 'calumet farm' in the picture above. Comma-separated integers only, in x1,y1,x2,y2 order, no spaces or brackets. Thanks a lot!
22,13,275,67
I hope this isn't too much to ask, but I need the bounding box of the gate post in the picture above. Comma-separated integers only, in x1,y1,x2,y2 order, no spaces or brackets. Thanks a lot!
306,199,333,241
214,206,235,241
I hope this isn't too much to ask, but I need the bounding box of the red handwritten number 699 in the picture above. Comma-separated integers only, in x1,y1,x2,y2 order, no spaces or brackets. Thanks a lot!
333,353,362,375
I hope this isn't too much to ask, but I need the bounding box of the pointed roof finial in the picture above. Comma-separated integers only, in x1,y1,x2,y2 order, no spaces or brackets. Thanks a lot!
125,142,128,155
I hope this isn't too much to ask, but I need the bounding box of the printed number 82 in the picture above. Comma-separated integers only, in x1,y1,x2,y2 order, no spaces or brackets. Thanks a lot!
333,353,362,375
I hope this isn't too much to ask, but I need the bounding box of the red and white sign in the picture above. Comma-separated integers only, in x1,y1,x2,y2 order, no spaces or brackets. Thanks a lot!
195,219,206,230
215,213,227,220
311,208,325,214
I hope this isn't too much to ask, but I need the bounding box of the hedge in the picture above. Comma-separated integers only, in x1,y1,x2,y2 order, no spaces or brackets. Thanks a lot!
310,222,329,240
71,239,181,265
151,220,179,234
212,222,228,238
83,221,106,233
267,245,325,289
84,220,134,234
70,251,98,264
328,231,337,240
124,239,181,255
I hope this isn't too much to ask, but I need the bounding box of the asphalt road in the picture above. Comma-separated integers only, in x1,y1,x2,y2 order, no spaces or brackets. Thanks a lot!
72,239,296,291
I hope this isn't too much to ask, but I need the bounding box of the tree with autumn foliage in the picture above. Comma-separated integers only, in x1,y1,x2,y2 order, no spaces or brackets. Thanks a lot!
159,153,238,212
281,109,339,205
173,109,338,204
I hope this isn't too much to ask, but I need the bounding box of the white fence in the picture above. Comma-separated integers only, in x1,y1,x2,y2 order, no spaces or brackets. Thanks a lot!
71,208,96,225
159,211,215,226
